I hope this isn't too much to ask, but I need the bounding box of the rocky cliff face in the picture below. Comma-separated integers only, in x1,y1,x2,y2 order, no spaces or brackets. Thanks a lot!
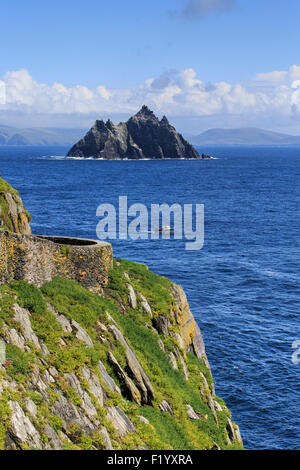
0,259,243,450
0,177,31,234
67,106,200,160
0,177,243,450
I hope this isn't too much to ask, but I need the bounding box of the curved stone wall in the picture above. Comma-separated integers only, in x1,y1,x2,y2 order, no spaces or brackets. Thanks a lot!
0,231,113,292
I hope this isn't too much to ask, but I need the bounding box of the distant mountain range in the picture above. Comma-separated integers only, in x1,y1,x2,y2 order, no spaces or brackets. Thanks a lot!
1,124,300,147
187,128,300,146
0,125,86,146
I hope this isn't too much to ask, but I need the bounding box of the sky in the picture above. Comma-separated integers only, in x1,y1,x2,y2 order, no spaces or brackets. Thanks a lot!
1,0,300,134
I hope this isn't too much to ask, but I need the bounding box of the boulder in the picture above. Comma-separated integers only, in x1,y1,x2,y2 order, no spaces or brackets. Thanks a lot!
98,360,121,395
127,284,137,309
105,406,136,436
186,404,201,420
109,324,154,404
138,292,152,317
159,400,174,415
107,352,142,405
152,315,170,337
8,401,41,448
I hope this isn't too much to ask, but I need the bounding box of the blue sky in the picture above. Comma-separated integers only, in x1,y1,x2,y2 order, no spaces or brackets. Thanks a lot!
1,0,300,133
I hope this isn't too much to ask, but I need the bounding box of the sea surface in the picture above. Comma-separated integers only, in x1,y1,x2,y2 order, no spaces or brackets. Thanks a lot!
0,145,299,450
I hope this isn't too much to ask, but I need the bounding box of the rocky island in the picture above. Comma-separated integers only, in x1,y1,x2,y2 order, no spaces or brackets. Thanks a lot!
67,105,204,160
0,176,242,450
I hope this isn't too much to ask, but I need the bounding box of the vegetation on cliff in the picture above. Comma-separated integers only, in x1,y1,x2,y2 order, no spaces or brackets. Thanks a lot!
0,258,243,450
0,177,31,234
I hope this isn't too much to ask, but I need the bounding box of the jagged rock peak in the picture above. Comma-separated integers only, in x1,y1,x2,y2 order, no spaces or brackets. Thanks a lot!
67,106,200,160
160,115,170,125
135,105,156,118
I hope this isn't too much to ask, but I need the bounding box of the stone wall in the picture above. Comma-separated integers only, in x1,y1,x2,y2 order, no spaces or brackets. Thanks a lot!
0,231,113,291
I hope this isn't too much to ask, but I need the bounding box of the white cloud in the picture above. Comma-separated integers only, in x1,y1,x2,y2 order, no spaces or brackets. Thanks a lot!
1,66,300,132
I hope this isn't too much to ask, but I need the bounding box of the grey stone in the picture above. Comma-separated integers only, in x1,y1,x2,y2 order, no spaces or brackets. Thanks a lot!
98,360,121,395
208,394,218,425
153,315,170,337
64,372,98,417
127,284,137,309
25,398,37,418
108,352,141,405
138,292,152,317
13,304,41,349
214,400,223,412
174,347,189,380
43,424,63,450
47,303,73,333
186,404,200,420
226,417,236,441
159,400,174,415
81,365,105,407
9,401,41,448
71,320,93,348
3,326,25,350
105,406,136,436
51,393,97,435
212,441,221,450
100,426,114,450
138,416,150,425
168,352,178,370
109,324,154,404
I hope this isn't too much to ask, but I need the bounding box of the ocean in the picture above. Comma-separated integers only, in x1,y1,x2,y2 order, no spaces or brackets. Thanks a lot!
0,145,299,449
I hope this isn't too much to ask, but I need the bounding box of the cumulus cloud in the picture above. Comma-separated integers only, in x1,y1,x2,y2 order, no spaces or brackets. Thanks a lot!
1,66,300,132
182,0,236,19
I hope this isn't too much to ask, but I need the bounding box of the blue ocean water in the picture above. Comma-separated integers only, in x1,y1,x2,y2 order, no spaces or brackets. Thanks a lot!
0,145,299,449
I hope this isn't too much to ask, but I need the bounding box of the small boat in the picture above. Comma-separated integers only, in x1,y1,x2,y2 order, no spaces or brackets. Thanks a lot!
156,226,174,233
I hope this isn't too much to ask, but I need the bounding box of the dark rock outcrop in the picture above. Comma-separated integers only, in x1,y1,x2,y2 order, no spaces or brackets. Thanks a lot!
67,106,200,159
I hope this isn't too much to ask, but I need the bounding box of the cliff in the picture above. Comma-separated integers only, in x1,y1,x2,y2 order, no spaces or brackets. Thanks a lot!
0,177,243,450
0,177,31,234
67,106,201,160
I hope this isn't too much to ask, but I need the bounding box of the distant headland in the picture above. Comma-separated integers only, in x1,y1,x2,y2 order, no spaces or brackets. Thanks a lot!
66,106,210,160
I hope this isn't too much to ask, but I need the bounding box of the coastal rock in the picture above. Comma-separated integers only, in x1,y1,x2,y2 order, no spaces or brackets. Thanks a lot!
159,400,174,415
98,360,121,395
64,372,98,417
71,320,94,348
81,365,105,407
8,401,41,449
105,406,136,436
107,351,142,405
138,292,152,317
127,284,137,309
109,324,154,404
186,404,201,420
0,176,31,234
13,304,41,350
67,106,200,160
51,393,97,434
100,427,114,450
153,315,170,336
